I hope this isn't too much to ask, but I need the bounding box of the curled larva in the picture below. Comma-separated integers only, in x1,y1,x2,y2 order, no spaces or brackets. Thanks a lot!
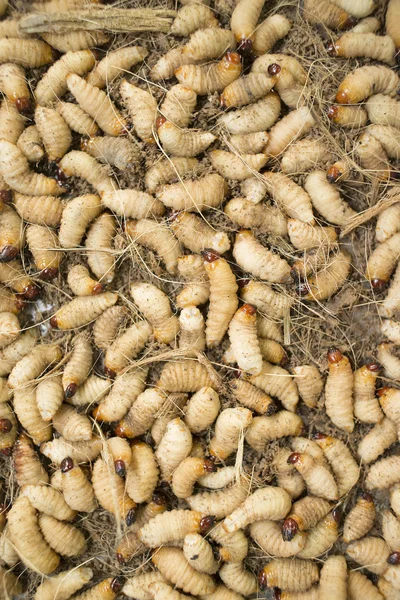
126,441,158,503
229,131,269,155
7,495,60,575
350,15,380,32
219,561,257,596
152,547,216,596
66,73,125,136
171,4,218,35
304,170,356,226
138,509,208,547
87,45,147,88
282,496,332,544
160,84,197,129
70,577,124,600
303,0,356,28
259,558,319,594
158,360,217,394
288,219,337,251
366,94,400,129
237,177,269,205
219,92,281,135
34,567,94,600
318,555,347,600
347,571,383,600
187,476,248,520
176,254,210,309
40,436,102,465
291,365,323,408
262,171,314,224
297,509,341,559
183,387,220,433
343,492,376,543
93,305,129,350
92,457,136,525
220,72,276,108
327,104,368,129
377,343,400,380
326,159,351,184
233,229,291,283
287,452,339,501
157,119,215,158
0,38,53,68
0,98,25,144
313,433,359,497
224,197,288,237
35,106,71,161
230,378,274,414
19,484,76,521
50,292,118,330
56,100,98,137
155,417,193,480
26,224,62,280
355,131,393,181
101,189,165,220
253,14,291,55
171,212,230,256
209,150,268,181
303,249,351,301
17,125,44,162
252,54,306,85
8,343,61,390
0,259,38,300
120,79,157,143
157,173,227,213
228,304,262,375
38,513,86,557
0,140,63,195
240,280,293,320
245,411,303,452
81,136,140,170
208,521,249,564
269,64,306,109
130,281,179,344
386,0,400,49
366,232,400,288
223,486,291,533
329,32,395,65
58,150,115,196
103,320,151,376
281,138,335,175
145,157,199,194
183,28,236,61
85,212,116,284
324,347,354,433
53,403,93,442
113,388,167,438
265,106,315,158
150,47,196,82
247,360,299,412
208,407,252,461
59,194,102,248
0,327,38,377
0,63,31,113
0,205,22,263
198,466,235,490
347,537,390,575
60,457,96,512
14,433,49,487
126,218,182,275
250,519,306,558
358,417,397,464
178,306,206,356
67,264,104,296
123,572,168,600
183,532,218,575
353,363,383,423
230,0,265,46
172,457,216,498
376,203,400,243
176,52,242,95
336,65,400,104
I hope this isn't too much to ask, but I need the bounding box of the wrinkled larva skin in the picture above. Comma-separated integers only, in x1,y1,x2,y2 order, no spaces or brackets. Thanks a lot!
26,224,63,280
36,375,63,421
14,433,49,487
313,434,359,497
219,92,281,135
0,98,25,144
0,402,17,453
50,293,118,330
59,151,115,195
126,218,183,275
34,567,94,600
71,577,123,600
184,386,220,433
122,571,168,600
232,230,291,283
145,157,199,194
347,570,383,600
92,458,136,524
172,212,230,256
0,328,38,377
172,457,216,498
82,135,140,170
19,484,76,521
381,509,400,551
155,418,193,480
230,0,265,43
336,65,400,104
103,319,152,375
251,519,307,557
67,264,104,297
219,561,257,596
0,63,31,110
230,378,274,415
297,510,340,559
87,46,147,88
8,343,62,390
273,447,306,500
138,510,204,548
228,304,263,375
282,139,335,175
61,459,97,513
386,0,400,48
208,407,253,461
13,193,62,227
158,121,216,158
175,52,242,95
120,79,157,143
85,212,116,284
35,106,72,161
265,106,315,159
38,513,87,557
245,411,304,452
114,388,167,438
357,417,397,464
292,365,323,408
183,532,219,574
152,547,216,596
183,28,236,61
366,455,400,490
204,254,238,348
262,171,314,224
252,14,292,55
221,73,276,108
157,173,228,213
0,312,19,349
223,486,292,533
93,368,147,423
56,100,98,136
248,361,299,412
59,194,103,248
319,555,347,600
328,104,368,129
126,441,159,504
224,197,288,237
259,558,319,593
303,0,355,29
331,32,395,65
305,171,356,226
40,436,102,465
353,364,383,423
53,404,93,442
130,281,179,344
171,4,218,36
346,536,390,575
288,452,339,501
17,125,44,162
149,581,198,600
324,348,354,433
366,94,400,129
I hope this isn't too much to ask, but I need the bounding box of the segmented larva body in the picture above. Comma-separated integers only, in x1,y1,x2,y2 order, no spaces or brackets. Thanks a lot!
152,547,216,596
17,125,44,162
259,559,319,594
69,374,111,409
347,571,383,600
126,441,158,503
229,131,269,155
0,98,25,144
171,212,230,256
304,249,351,301
220,72,276,108
104,320,152,376
208,407,252,461
149,581,198,600
114,388,166,438
60,457,96,512
287,452,339,501
157,120,216,158
130,281,179,344
281,138,335,175
288,220,338,251
366,125,400,160
366,454,400,491
347,537,390,575
355,132,393,181
0,402,17,453
366,94,400,129
318,555,347,600
50,292,118,329
35,376,62,423
304,170,356,226
0,312,19,349
171,4,218,35
177,254,210,309
271,65,306,109
357,417,397,464
353,363,383,423
265,106,315,158
377,342,400,380
183,28,236,61
223,486,291,533
230,0,265,45
376,203,400,243
324,348,354,432
291,365,323,408
198,466,235,490
87,45,147,88
314,434,359,497
158,172,227,213
150,47,195,82
123,572,168,600
378,387,400,431
126,218,182,275
92,457,136,524
178,306,206,356
85,212,116,284
253,14,292,55
0,261,37,302
0,328,38,377
327,104,368,129
330,32,395,64
145,157,199,194
183,532,219,575
367,232,400,288
245,411,304,452
39,513,87,557
297,510,340,559
386,0,400,49
58,151,115,196
59,194,102,248
119,79,157,143
35,105,72,161
34,567,94,600
187,476,248,520
104,436,132,477
250,519,306,557
230,378,274,415
208,521,248,563
382,318,400,344
210,150,268,181
14,433,49,487
102,190,165,220
160,85,197,129
71,577,124,600
56,101,98,137
40,436,102,465
66,73,125,136
81,136,139,170
233,230,291,283
7,495,60,575
26,224,62,281
326,159,351,184
93,306,128,349
247,360,299,412
172,457,216,498
262,171,314,224
92,369,147,424
53,403,92,442
224,197,288,236
8,343,62,389
336,65,400,104
219,561,257,596
0,38,53,68
0,63,31,113
19,484,76,522
176,52,242,95
67,264,104,296
381,509,400,552
155,417,193,480
378,261,400,318
182,387,219,434
43,31,106,53
282,496,332,544
138,509,205,547
228,304,262,375
158,362,217,396
274,446,307,499
220,92,281,135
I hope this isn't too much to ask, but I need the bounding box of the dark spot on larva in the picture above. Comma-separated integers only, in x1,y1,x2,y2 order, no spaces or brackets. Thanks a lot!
332,507,341,522
152,490,168,506
0,419,12,434
366,362,380,373
15,97,32,115
327,347,343,363
199,515,215,533
191,554,199,560
201,248,220,263
268,63,281,76
371,278,387,292
64,383,78,399
50,315,58,328
126,508,136,526
377,386,392,398
282,517,299,541
388,552,400,565
0,245,18,262
114,460,126,477
39,267,58,281
258,569,268,590
287,452,300,465
92,282,105,295
104,366,117,379
60,457,74,473
110,577,124,593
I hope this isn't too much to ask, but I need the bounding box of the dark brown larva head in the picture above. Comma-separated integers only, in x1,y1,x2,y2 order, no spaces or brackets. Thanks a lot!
23,283,40,300
326,42,338,56
199,515,215,534
371,278,387,292
377,385,391,398
60,457,74,473
156,115,167,129
366,362,380,373
0,419,12,434
116,552,126,565
50,315,58,328
312,432,326,441
104,366,117,379
39,267,59,281
204,459,217,473
16,97,32,115
226,51,241,65
296,280,309,296
282,517,299,541
268,63,281,76
237,38,253,55
201,248,220,263
332,507,341,523
327,106,339,121
388,551,400,565
0,245,18,263
92,282,105,295
110,576,124,593
274,589,282,600
237,278,250,289
241,303,257,316
114,423,128,438
126,507,136,527
55,167,67,184
265,402,276,416
327,347,343,364
287,452,300,465
0,447,12,456
341,15,358,29
0,190,12,204
280,353,289,368
327,165,341,183
258,568,268,590
64,383,78,399
152,489,168,506
14,294,26,311
359,490,374,502
114,460,126,478
335,91,349,105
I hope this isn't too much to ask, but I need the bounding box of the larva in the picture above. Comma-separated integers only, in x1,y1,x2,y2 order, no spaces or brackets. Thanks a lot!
55,107,97,145
172,457,216,498
379,387,400,429
182,387,219,433
0,312,19,349
347,571,383,600
176,254,210,308
229,131,269,155
208,407,252,461
327,104,368,129
14,433,49,487
152,547,216,596
269,64,306,109
259,559,319,593
367,124,400,159
297,509,340,559
126,218,182,275
104,436,132,477
262,171,314,224
178,306,206,356
59,150,115,196
245,411,304,452
0,140,64,196
367,233,400,289
38,513,86,557
281,139,335,175
34,567,94,600
233,230,291,283
366,454,400,490
247,360,299,412
282,496,332,541
17,125,44,162
291,365,323,408
209,150,268,181
123,572,168,600
331,0,376,17
378,261,400,318
228,304,262,375
119,79,157,143
0,328,38,377
126,441,158,503
351,16,381,32
160,85,197,129
266,106,315,158
102,191,164,221
198,466,235,490
200,585,246,600
272,448,306,499
92,457,136,525
208,521,248,563
358,417,397,464
35,106,72,161
253,15,292,55
130,281,179,344
382,509,400,552
158,359,217,393
145,157,199,194
150,47,196,82
353,363,383,423
68,373,112,408
287,452,339,501
0,98,25,144
19,484,76,521
85,212,116,284
224,197,288,237
0,63,31,113
0,376,8,402
324,348,354,432
250,519,306,557
113,388,167,438
53,404,92,442
376,203,400,243
81,135,139,170
326,159,351,183
377,342,400,380
7,495,60,575
187,476,248,520
50,292,118,329
329,32,395,64
41,30,109,55
221,72,276,108
377,577,399,599
230,378,274,414
303,249,351,301
183,532,218,575
155,417,192,480
157,173,227,213
171,213,230,256
304,170,356,226
336,65,400,104
347,537,390,575
0,260,39,301
313,433,359,497
71,577,124,600
0,39,53,67
252,53,306,83
303,0,356,28
40,435,102,465
8,343,62,389
176,52,242,95
93,306,128,349
66,73,125,136
386,0,400,49
220,91,281,135
171,4,218,35
60,457,96,512
0,402,17,454
87,45,147,88
149,581,198,600
104,320,152,376
319,555,347,600
223,486,291,533
219,561,257,596
183,28,236,61
67,264,104,297
382,318,400,344
355,131,393,181
366,94,400,129
59,194,102,248
92,368,147,422
35,49,95,106
230,0,265,47
157,120,216,158
26,224,62,280
138,509,208,547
